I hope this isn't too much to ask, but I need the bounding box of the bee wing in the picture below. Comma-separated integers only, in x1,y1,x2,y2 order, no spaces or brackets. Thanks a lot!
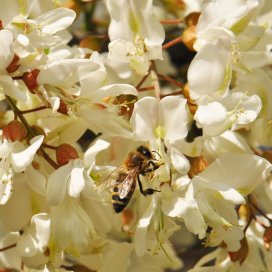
95,164,127,192
118,166,139,199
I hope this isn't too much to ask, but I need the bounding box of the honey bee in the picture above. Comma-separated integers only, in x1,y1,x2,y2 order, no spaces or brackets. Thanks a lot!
97,145,162,213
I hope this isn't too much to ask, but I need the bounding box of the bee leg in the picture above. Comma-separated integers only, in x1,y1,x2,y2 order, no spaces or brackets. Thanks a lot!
137,175,160,196
142,161,160,176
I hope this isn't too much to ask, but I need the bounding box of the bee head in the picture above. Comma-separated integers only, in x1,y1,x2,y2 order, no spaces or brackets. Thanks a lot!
137,145,152,159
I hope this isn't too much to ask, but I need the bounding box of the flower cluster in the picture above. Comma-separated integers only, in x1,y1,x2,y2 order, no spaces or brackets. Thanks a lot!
0,0,272,271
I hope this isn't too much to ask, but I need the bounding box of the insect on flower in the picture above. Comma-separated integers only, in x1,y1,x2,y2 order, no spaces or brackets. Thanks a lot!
96,145,162,213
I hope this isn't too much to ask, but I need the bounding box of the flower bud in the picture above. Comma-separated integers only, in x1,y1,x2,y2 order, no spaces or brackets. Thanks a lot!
185,12,201,27
188,156,208,178
57,99,68,115
181,25,197,51
80,36,103,53
56,144,79,166
2,120,27,142
228,237,249,264
6,54,20,73
0,20,3,30
22,69,40,92
263,226,272,250
183,83,197,115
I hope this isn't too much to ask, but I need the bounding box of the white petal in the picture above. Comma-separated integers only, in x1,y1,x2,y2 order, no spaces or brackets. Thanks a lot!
0,75,27,101
188,39,232,100
194,102,231,136
195,153,272,195
160,96,188,144
37,59,91,89
46,162,72,206
93,84,137,101
11,135,44,173
32,214,51,250
37,8,76,34
0,174,13,205
134,196,156,256
16,231,38,257
25,164,46,196
84,139,110,168
130,97,158,143
0,30,14,70
68,160,85,198
0,0,30,26
170,147,190,174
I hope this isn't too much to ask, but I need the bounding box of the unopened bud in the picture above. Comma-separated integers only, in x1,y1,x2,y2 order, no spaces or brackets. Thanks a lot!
185,12,201,27
80,36,102,53
188,156,208,178
2,120,27,142
57,99,68,115
22,69,40,92
6,54,20,73
0,20,3,30
228,237,249,264
181,25,197,51
263,227,272,250
56,144,79,166
238,204,251,221
183,83,197,115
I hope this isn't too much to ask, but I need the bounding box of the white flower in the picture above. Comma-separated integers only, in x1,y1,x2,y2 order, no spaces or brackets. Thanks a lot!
107,0,165,75
46,139,110,206
0,135,44,205
194,92,262,136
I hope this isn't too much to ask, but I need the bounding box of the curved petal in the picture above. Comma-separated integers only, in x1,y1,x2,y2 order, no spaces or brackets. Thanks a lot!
84,139,110,168
130,97,158,143
68,160,85,198
46,162,72,206
11,135,44,173
0,30,14,70
188,39,232,100
37,8,76,34
160,96,188,144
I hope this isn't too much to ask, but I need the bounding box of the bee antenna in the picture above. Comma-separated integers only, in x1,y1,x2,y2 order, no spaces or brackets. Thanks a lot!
152,150,161,159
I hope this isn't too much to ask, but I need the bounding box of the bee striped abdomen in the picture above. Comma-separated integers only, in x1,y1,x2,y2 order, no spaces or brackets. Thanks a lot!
112,174,136,213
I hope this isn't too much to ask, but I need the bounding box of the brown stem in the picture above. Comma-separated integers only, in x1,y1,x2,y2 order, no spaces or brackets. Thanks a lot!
42,143,58,150
157,73,183,88
135,69,151,89
160,19,183,25
160,90,183,98
162,36,183,50
248,197,272,223
41,149,59,169
5,96,59,170
138,86,155,92
20,106,47,114
0,243,16,252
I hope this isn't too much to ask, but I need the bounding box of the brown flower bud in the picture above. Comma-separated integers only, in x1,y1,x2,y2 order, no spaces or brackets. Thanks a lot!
228,237,249,264
185,12,201,27
56,144,79,166
0,20,3,30
22,69,40,92
2,120,27,142
188,156,208,178
6,54,20,73
263,226,272,250
57,99,68,115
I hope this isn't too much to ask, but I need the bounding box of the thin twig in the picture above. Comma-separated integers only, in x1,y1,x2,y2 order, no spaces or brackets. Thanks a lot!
162,36,183,50
0,243,16,252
